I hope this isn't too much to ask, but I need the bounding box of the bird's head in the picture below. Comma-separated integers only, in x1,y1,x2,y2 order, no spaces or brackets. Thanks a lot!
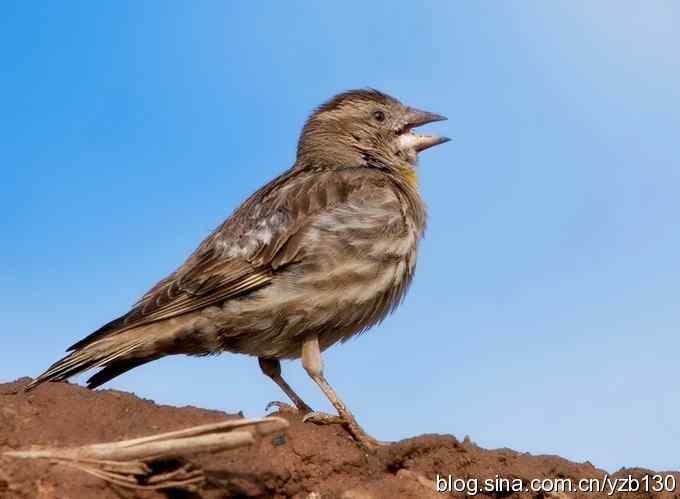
296,89,449,184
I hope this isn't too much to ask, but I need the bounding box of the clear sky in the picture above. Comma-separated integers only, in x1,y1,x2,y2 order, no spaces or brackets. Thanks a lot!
2,1,679,472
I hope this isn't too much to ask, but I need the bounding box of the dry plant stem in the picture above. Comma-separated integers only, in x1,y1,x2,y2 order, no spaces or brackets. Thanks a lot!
87,416,286,447
146,463,203,484
67,461,204,491
4,417,287,462
6,432,254,462
3,417,289,491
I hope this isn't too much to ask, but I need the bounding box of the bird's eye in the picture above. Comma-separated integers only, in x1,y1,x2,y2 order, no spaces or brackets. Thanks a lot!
372,110,385,122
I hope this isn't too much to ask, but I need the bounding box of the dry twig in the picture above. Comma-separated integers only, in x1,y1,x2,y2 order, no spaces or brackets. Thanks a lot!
3,416,288,491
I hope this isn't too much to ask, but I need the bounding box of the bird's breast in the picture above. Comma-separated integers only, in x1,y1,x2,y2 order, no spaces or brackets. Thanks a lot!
212,179,425,358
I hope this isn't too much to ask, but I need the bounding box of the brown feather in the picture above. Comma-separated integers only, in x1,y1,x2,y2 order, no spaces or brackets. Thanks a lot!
32,88,446,391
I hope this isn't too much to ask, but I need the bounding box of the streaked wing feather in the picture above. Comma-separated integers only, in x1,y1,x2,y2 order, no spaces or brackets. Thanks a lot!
128,268,272,325
69,166,385,352
68,257,272,350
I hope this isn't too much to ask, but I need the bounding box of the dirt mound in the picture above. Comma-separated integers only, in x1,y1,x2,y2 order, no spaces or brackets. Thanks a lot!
0,378,676,498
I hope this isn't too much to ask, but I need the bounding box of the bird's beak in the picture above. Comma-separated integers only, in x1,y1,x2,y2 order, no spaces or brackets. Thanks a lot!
399,107,451,152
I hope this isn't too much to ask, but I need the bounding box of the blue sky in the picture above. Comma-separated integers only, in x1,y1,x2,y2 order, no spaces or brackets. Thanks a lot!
2,1,679,472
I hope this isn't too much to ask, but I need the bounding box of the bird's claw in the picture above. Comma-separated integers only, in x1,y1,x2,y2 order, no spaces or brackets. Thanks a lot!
265,400,300,414
302,411,345,425
302,411,387,451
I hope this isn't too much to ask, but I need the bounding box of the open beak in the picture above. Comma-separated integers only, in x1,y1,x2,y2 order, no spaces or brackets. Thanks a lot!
399,107,450,152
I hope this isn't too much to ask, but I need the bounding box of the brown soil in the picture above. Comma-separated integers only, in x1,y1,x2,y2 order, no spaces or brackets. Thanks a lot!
0,378,677,499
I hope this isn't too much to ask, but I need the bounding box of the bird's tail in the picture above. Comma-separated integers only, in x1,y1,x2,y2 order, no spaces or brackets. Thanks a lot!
25,332,158,391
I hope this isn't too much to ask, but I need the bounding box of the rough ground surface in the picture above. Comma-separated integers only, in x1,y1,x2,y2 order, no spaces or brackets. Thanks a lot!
0,378,677,499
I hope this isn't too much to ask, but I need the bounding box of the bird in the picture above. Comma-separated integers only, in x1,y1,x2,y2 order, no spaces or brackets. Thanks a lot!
27,89,449,449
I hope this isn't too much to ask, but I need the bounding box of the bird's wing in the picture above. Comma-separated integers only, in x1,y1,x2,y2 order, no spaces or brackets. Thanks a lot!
127,251,273,324
68,249,275,350
69,167,376,350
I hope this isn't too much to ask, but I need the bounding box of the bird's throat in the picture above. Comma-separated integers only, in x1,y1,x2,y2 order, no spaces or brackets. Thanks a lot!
402,167,419,188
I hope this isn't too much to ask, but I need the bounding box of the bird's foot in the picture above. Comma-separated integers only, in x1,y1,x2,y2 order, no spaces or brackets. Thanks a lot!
302,411,344,425
265,400,313,415
265,400,300,415
303,411,386,452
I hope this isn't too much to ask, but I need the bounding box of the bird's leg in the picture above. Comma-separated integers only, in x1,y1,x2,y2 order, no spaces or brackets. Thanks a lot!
300,335,384,451
258,357,313,414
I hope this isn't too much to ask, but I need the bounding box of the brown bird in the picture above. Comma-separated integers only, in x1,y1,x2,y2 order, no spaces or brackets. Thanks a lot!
28,89,449,449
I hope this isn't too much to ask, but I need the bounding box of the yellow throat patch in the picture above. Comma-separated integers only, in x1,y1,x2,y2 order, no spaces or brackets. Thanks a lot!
402,168,419,188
